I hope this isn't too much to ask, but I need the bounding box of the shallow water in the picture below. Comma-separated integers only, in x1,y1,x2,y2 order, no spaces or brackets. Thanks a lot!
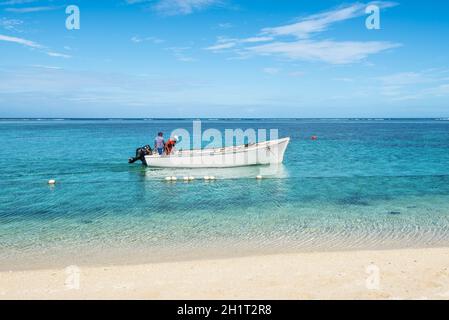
1,119,449,270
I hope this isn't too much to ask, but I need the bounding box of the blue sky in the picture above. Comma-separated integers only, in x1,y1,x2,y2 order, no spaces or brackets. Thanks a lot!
0,0,449,117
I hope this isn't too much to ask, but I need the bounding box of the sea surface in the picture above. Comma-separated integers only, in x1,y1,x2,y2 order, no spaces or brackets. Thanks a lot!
1,118,449,270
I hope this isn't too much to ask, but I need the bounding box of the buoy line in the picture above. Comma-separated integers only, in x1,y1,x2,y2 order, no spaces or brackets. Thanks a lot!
163,175,267,182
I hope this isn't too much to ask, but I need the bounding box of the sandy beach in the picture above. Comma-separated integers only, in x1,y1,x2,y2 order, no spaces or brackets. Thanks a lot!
1,247,449,300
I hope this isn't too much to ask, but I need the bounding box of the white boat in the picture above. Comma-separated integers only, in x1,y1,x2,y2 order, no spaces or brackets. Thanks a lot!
144,137,290,168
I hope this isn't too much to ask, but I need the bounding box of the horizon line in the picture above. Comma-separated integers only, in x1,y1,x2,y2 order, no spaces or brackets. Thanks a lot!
1,117,449,121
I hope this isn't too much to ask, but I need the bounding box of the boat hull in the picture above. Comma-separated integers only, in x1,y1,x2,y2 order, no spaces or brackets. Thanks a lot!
144,138,290,168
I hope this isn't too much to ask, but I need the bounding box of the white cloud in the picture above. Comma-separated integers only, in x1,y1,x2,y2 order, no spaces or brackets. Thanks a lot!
262,67,280,75
47,51,71,58
0,66,207,113
0,34,72,58
0,34,42,48
262,2,397,39
0,18,23,32
240,36,273,43
165,46,196,62
377,72,430,86
426,84,449,97
205,2,400,64
131,35,164,44
247,40,400,64
124,0,148,4
263,4,363,39
153,0,220,16
0,0,38,5
205,36,272,51
126,0,221,15
377,70,449,100
205,41,236,51
31,65,62,70
217,22,232,29
5,6,60,13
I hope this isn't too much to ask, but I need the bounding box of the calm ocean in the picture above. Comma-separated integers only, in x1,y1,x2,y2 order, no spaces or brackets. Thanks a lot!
1,119,449,270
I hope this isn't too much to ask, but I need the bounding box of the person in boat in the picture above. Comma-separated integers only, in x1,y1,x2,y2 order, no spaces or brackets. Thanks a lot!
154,132,165,155
128,145,152,164
165,135,178,155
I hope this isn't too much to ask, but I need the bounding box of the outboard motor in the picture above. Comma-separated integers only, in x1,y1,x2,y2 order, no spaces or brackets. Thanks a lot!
128,145,152,164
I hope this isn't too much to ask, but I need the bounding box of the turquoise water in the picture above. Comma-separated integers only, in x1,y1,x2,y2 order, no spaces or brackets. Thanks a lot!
1,119,449,270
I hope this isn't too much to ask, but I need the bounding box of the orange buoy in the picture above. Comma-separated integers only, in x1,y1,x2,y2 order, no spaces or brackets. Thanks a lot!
311,135,318,141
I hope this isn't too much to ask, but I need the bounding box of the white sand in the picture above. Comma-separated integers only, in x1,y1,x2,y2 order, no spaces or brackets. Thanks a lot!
1,247,449,300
